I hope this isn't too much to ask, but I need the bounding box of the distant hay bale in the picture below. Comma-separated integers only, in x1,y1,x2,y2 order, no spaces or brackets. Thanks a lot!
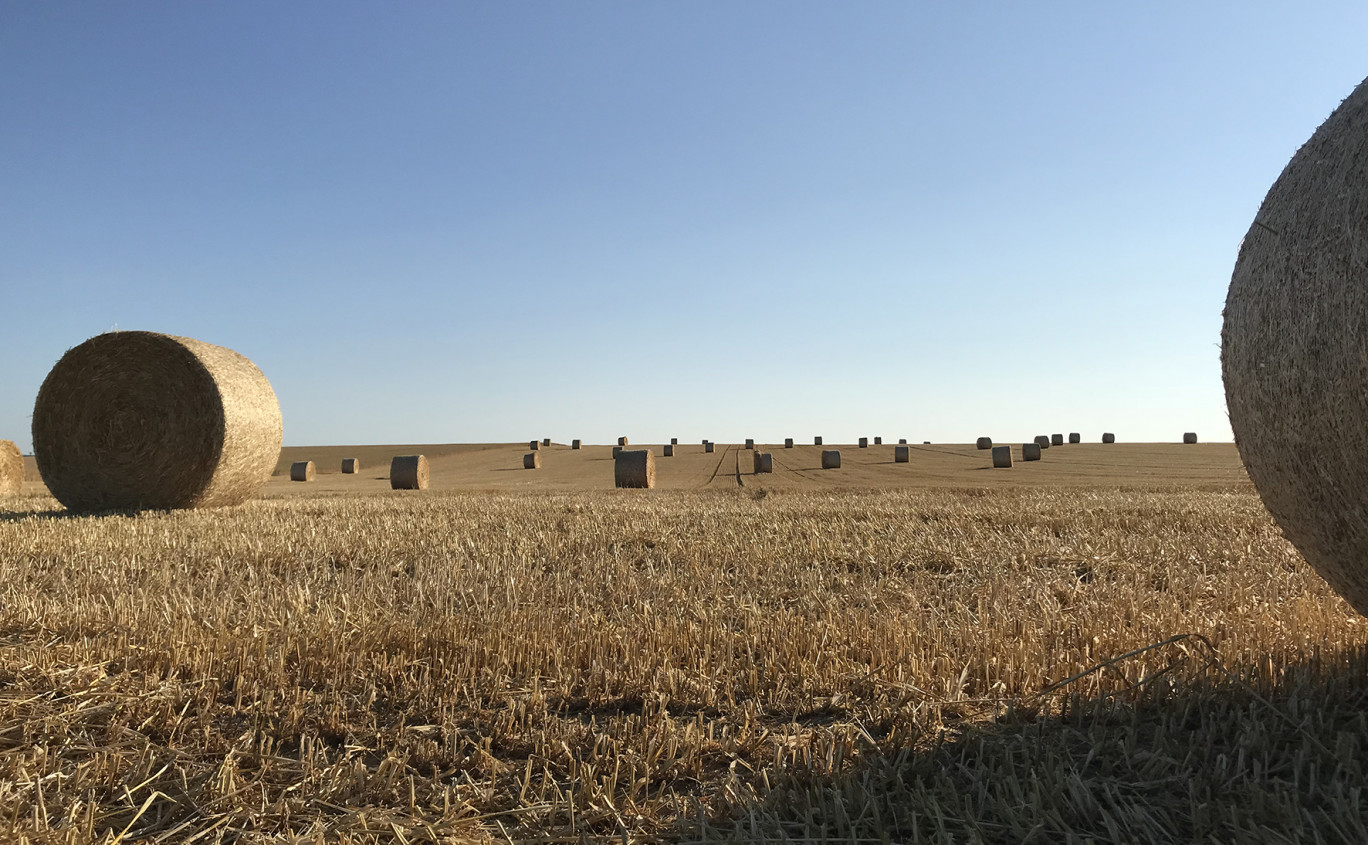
753,452,773,473
31,331,282,511
572,439,582,450
705,442,715,453
542,438,551,447
1069,432,1081,444
290,461,315,482
530,440,540,451
874,437,882,445
859,437,868,448
814,436,823,446
1102,433,1116,444
1051,434,1064,447
976,437,992,450
524,452,541,470
785,438,794,448
341,458,359,474
671,438,678,445
664,444,675,457
821,450,841,469
1023,443,1042,461
612,445,623,458
1034,435,1051,450
894,445,909,463
899,439,907,445
0,440,22,495
390,455,428,490
618,436,629,446
1183,432,1198,444
745,439,755,449
923,441,931,445
992,445,1013,468
615,449,655,488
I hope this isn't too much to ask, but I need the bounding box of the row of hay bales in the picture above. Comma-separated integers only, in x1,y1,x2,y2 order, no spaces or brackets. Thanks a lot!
289,455,430,489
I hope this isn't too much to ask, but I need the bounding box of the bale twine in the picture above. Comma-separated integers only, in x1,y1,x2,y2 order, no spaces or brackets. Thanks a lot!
821,450,841,469
785,438,794,448
859,437,868,448
1069,432,1081,444
753,452,773,473
31,331,282,511
0,440,22,496
618,436,629,447
814,436,823,446
572,439,582,450
1183,432,1198,444
745,439,755,449
1220,75,1368,615
390,455,428,490
894,445,909,463
1051,434,1064,446
612,445,623,458
290,461,315,482
1034,435,1051,450
874,437,882,445
1102,433,1116,444
524,452,541,470
1023,443,1042,461
341,458,359,474
530,440,540,451
664,444,675,457
705,442,715,453
542,438,551,447
992,445,1013,468
976,437,992,450
615,449,655,488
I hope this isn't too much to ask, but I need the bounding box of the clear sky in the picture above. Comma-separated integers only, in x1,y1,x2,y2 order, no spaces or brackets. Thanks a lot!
3,3,1365,451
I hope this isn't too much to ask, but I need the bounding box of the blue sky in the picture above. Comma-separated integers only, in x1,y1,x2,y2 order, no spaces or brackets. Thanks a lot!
3,3,1365,451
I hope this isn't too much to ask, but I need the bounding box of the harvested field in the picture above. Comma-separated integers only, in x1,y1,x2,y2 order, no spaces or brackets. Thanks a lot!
0,482,1361,842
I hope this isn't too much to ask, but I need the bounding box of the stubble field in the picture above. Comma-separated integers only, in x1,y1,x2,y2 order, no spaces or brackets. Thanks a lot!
2,443,1365,843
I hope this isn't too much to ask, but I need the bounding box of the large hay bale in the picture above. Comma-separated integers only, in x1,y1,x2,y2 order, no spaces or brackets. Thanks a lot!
530,440,540,451
1069,432,1081,444
992,445,1012,468
524,452,541,470
615,449,655,488
390,455,428,490
859,437,868,448
814,436,823,446
1102,433,1116,444
1023,443,1042,461
821,450,841,469
894,445,909,463
290,461,315,482
618,436,629,447
0,440,22,495
341,458,359,474
32,331,281,511
704,441,715,453
745,438,755,450
976,437,992,450
785,438,794,448
1221,75,1368,615
572,439,581,450
1034,435,1051,450
1051,433,1064,446
1183,432,1198,444
753,452,773,473
664,444,675,457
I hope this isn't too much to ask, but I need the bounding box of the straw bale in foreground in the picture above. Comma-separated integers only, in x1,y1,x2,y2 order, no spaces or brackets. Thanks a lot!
0,440,22,495
821,450,841,469
341,458,359,474
614,449,655,488
524,452,540,470
894,445,909,463
992,445,1012,468
290,461,315,482
31,331,282,511
390,455,428,490
976,437,992,450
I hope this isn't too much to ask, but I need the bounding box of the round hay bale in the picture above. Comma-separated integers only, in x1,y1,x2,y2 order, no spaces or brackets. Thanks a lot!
992,445,1012,468
894,445,909,463
1102,433,1116,444
542,438,551,447
341,458,359,474
1221,74,1368,615
572,439,582,450
874,437,882,445
785,438,794,448
32,331,281,511
524,452,541,470
821,450,841,469
859,437,869,448
1022,443,1042,461
1034,435,1051,450
612,445,623,458
745,439,755,450
618,436,629,447
753,452,773,473
923,441,931,445
615,449,655,488
898,438,907,445
1068,432,1081,444
290,461,315,482
1051,433,1064,447
814,436,823,446
0,439,22,495
704,442,715,453
664,444,675,457
1183,432,1198,444
390,455,428,490
530,440,540,451
976,437,992,450
671,437,678,445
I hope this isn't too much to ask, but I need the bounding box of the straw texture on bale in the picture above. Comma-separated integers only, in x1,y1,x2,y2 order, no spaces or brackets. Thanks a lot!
0,440,22,496
1102,433,1116,444
992,445,1012,468
745,439,755,449
704,442,715,453
341,458,359,474
1023,443,1042,461
785,438,794,448
523,452,540,470
530,440,540,451
859,438,868,448
976,437,992,450
821,450,841,469
753,452,773,473
814,436,823,446
614,449,655,489
1051,434,1064,446
663,444,674,457
1069,432,1081,444
572,440,581,450
894,445,909,463
289,461,315,482
1184,432,1198,444
1034,436,1051,449
1223,75,1368,615
390,455,428,490
31,331,282,512
618,436,629,446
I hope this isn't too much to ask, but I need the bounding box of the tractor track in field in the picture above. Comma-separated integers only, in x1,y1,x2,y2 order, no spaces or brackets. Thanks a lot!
702,443,733,488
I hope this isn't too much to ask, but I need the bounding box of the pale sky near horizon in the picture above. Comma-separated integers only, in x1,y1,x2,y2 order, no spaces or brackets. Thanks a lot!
3,3,1365,452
